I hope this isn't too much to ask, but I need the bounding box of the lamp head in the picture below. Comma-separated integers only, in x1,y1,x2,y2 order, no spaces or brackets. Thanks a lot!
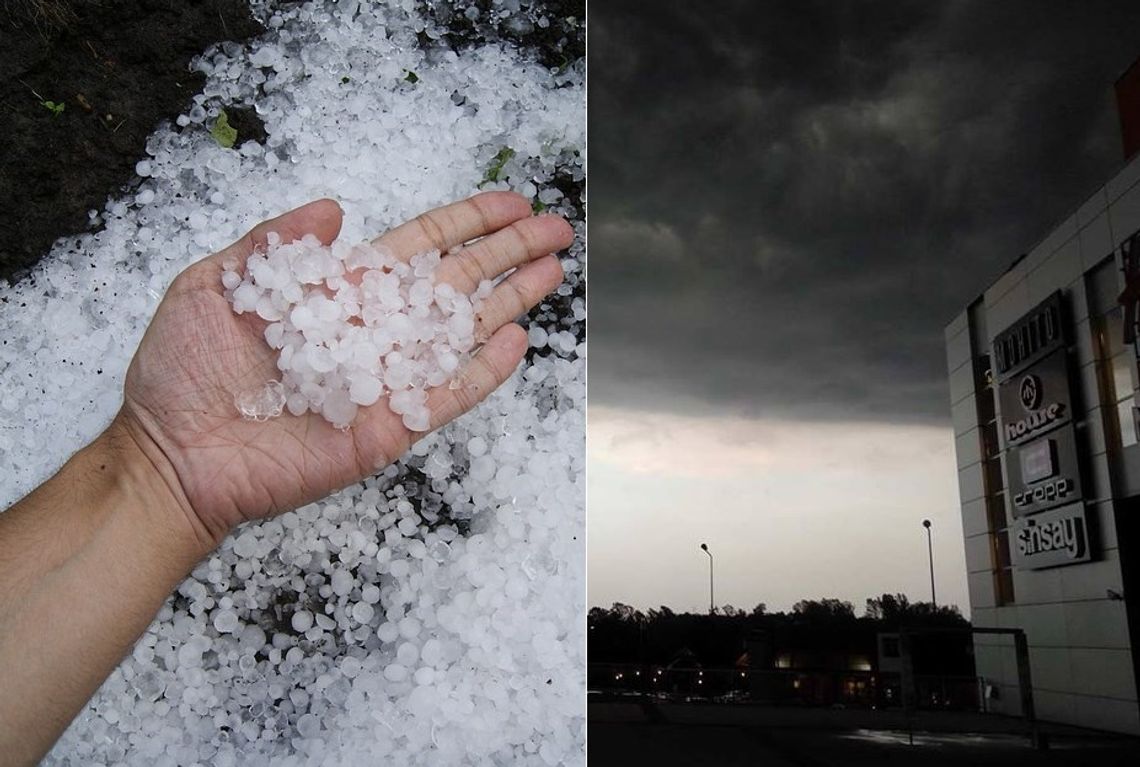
922,519,932,529
700,543,708,552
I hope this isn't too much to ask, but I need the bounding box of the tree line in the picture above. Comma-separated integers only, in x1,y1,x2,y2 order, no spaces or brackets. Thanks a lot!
588,593,969,668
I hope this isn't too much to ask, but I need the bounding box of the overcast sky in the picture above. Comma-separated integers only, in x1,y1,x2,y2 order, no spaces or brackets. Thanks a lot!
589,0,1140,615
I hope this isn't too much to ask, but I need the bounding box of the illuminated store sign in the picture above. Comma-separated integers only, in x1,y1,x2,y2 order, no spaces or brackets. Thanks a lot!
1011,503,1091,570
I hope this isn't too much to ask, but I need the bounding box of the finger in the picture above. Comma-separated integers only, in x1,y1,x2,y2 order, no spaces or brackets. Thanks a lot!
472,255,564,343
425,323,527,430
208,198,344,270
436,214,573,294
372,191,532,260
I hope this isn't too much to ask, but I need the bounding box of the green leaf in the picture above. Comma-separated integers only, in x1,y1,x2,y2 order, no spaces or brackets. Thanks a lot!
41,100,65,116
404,70,419,84
480,146,516,186
531,199,547,214
210,109,238,149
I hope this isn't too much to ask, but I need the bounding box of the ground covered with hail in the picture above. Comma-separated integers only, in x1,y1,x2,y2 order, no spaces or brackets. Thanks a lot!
0,1,584,764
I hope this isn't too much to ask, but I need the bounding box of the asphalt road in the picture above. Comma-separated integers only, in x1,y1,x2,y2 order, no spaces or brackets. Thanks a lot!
588,699,1140,766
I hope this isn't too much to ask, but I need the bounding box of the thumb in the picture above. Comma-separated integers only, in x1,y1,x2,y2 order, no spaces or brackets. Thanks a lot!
207,198,345,271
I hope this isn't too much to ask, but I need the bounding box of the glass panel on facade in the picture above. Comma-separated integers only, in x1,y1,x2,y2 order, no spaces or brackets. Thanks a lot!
994,568,1015,607
976,388,995,425
969,296,1015,607
981,421,1000,459
1093,301,1139,453
1111,348,1134,404
985,496,1007,531
1118,400,1138,447
983,457,1004,494
993,530,1012,569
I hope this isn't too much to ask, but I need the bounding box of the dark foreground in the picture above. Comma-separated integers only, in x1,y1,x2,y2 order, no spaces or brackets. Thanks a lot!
0,0,583,285
0,0,264,283
588,698,1140,767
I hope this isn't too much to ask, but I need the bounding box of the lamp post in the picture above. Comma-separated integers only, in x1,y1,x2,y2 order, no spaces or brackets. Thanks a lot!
700,543,714,614
922,520,936,607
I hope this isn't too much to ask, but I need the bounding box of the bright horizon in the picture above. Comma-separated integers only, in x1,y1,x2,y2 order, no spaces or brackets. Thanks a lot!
588,406,970,617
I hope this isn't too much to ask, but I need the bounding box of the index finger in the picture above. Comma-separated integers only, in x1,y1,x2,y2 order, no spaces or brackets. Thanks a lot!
372,191,533,259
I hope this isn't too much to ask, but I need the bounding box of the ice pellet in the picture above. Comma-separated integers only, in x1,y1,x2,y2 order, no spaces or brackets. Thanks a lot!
297,714,321,738
351,601,375,624
212,608,240,634
291,610,314,633
224,237,480,430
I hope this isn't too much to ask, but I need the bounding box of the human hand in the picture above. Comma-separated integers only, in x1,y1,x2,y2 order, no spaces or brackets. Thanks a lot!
112,192,573,554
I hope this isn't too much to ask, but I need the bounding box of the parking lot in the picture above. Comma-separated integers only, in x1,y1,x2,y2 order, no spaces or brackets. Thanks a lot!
588,697,1140,766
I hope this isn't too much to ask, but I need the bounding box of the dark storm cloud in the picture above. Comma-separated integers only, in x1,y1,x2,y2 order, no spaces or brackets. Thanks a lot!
590,0,1140,422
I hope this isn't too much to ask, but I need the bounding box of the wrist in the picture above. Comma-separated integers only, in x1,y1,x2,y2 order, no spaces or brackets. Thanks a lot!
0,415,218,766
95,415,221,569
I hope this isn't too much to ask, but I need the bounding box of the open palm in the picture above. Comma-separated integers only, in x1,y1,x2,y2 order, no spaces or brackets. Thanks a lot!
116,192,572,549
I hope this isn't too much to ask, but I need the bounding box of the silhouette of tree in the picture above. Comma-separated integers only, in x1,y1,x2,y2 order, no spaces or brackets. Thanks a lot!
864,593,967,629
865,593,910,621
792,598,856,622
587,594,971,675
609,602,643,622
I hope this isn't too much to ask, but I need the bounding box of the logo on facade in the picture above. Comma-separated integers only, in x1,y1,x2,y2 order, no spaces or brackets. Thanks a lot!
1004,402,1064,443
1011,503,1091,569
1012,477,1074,509
1019,374,1042,410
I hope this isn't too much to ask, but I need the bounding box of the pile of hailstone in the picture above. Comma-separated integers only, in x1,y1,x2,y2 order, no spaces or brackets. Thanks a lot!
225,235,492,430
0,1,585,765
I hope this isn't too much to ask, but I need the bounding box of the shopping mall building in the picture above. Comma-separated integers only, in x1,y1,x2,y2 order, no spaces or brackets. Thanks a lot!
945,60,1140,734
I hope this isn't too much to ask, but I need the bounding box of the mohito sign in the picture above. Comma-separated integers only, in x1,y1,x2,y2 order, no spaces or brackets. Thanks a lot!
1011,503,1091,570
997,349,1073,448
992,292,1065,382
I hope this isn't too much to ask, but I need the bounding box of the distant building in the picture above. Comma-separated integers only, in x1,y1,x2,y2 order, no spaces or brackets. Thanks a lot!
743,626,974,709
945,61,1140,734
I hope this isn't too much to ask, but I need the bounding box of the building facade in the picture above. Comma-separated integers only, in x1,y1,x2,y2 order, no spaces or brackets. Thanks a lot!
945,129,1140,733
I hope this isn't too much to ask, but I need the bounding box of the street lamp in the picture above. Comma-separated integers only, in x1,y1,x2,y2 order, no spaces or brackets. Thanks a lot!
700,543,714,614
922,520,936,606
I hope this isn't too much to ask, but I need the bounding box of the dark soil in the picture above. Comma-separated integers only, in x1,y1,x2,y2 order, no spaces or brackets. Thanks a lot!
419,0,584,72
0,0,263,284
0,0,585,287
